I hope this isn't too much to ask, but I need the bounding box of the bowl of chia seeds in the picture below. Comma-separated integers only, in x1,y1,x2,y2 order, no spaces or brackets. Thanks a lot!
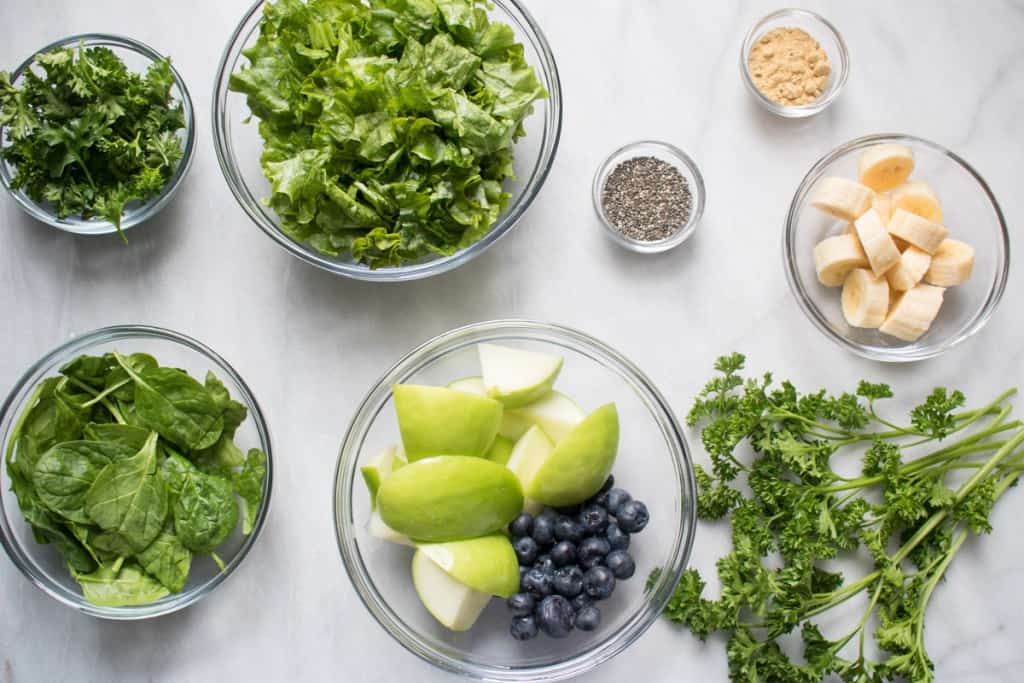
592,141,705,254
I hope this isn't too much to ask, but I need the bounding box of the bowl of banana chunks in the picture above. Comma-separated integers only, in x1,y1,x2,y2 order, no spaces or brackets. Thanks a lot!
784,134,1009,362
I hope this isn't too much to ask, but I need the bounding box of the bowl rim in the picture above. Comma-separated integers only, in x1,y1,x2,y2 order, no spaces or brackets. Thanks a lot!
0,33,197,236
739,8,850,118
783,133,1011,362
591,140,706,254
211,0,563,282
0,324,274,620
333,319,697,681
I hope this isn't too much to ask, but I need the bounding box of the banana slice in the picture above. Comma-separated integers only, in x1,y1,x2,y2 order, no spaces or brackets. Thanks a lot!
810,177,873,221
853,209,901,277
891,181,943,223
887,208,948,255
924,239,975,286
872,191,895,225
879,284,945,342
858,143,915,192
814,234,869,287
885,246,932,292
842,269,890,328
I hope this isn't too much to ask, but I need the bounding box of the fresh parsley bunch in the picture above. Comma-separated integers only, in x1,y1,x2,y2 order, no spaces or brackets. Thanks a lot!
0,44,185,240
655,353,1024,682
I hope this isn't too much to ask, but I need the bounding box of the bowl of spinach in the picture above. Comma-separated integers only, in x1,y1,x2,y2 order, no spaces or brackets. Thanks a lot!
212,0,562,281
0,326,272,618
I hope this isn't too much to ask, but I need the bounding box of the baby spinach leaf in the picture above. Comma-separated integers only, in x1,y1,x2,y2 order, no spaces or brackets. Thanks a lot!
137,526,192,593
59,354,116,389
84,432,168,553
193,436,245,477
234,449,268,535
104,352,158,402
174,471,239,554
205,372,248,438
72,563,169,607
82,423,151,450
34,441,135,523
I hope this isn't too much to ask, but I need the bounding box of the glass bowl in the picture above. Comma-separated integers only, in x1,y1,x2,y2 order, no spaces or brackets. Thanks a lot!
592,141,705,254
0,325,273,619
784,134,1010,362
0,34,196,236
212,0,563,282
740,8,849,118
334,319,696,680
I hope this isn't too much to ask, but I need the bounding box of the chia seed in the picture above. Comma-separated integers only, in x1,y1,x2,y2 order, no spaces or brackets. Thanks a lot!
601,156,693,242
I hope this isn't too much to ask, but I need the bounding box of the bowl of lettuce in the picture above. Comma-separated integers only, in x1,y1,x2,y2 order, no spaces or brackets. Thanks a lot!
213,0,562,281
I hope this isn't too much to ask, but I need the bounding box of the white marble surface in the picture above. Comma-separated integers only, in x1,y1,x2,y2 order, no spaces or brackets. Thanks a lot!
1,1,1023,681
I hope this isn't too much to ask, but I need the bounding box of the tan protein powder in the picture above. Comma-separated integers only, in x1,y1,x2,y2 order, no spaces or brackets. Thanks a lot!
747,27,831,106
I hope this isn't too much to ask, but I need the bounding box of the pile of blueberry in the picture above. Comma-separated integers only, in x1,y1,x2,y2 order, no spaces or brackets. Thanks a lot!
505,476,650,640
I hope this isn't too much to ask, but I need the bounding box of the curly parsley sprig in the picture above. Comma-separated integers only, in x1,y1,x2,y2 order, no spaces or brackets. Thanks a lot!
655,354,1024,683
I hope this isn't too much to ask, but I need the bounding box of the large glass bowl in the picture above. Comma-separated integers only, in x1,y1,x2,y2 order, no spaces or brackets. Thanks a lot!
212,0,563,282
0,34,196,236
334,320,696,680
784,134,1010,362
0,326,273,619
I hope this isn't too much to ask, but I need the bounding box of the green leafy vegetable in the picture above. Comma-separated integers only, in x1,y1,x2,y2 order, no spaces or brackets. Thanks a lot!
0,45,185,241
234,449,268,535
72,563,170,607
228,0,547,268
137,525,192,593
656,354,1024,683
173,470,239,554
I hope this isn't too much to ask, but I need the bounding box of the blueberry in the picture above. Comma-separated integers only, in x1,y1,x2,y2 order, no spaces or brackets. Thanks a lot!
604,488,632,516
583,566,616,600
616,500,649,533
536,595,575,638
511,616,539,641
578,537,611,568
571,593,593,612
578,504,609,535
575,605,601,632
521,568,553,599
533,554,556,575
507,592,535,617
519,565,529,583
513,536,539,565
550,541,577,567
605,550,636,579
600,475,615,493
606,523,630,551
555,503,581,517
509,512,534,538
552,566,584,598
554,516,585,543
532,514,556,546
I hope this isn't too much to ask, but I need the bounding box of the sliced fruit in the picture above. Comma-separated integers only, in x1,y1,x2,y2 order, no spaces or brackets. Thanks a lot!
360,445,406,511
887,208,948,255
417,534,519,598
498,411,535,441
809,177,873,221
841,269,890,329
886,247,932,292
377,455,523,542
857,143,915,192
447,376,486,395
872,191,895,225
368,511,414,547
813,233,869,287
485,434,515,465
478,344,563,408
411,549,491,631
853,209,901,276
924,239,975,287
879,284,945,342
891,181,943,223
506,425,555,481
503,391,586,444
393,384,502,461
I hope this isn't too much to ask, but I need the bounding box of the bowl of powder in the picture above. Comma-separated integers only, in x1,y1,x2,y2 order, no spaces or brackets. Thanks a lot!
740,8,849,118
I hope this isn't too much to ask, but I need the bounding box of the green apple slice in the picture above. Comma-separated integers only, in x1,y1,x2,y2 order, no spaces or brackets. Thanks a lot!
393,384,502,461
478,344,563,408
447,376,486,395
504,391,586,443
412,549,491,631
506,425,555,485
360,445,406,511
377,455,523,542
417,534,519,598
367,511,414,547
485,434,515,465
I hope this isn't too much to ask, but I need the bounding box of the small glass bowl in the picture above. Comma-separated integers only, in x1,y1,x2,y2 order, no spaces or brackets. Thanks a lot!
0,325,273,619
740,8,849,118
334,319,697,681
784,134,1010,362
212,0,562,282
592,141,705,254
0,34,196,236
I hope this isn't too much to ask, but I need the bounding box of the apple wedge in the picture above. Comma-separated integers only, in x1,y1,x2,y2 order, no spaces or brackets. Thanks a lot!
367,511,414,547
417,534,519,598
393,384,502,461
478,344,563,408
360,445,406,511
412,549,492,631
485,434,515,465
504,391,585,443
447,376,486,395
